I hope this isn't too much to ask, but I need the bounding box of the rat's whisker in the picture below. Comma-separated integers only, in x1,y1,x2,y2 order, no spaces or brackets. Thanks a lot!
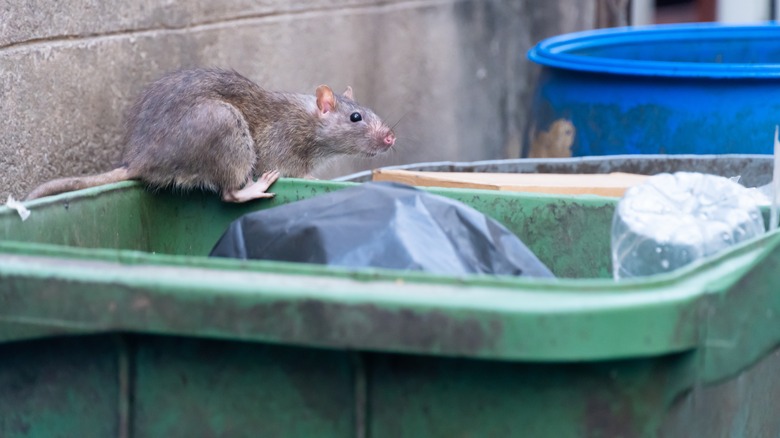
391,111,410,132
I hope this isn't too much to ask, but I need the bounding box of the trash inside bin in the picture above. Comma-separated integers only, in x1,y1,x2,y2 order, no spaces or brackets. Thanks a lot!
210,182,554,278
611,172,767,279
370,169,648,197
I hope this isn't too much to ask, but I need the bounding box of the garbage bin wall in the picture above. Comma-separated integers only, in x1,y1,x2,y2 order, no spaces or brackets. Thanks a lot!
3,333,780,437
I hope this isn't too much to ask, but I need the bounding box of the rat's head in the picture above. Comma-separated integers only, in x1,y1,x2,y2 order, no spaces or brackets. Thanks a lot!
314,85,395,157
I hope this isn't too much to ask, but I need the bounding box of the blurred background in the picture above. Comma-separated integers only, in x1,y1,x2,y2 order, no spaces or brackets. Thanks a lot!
647,0,778,24
1,0,778,200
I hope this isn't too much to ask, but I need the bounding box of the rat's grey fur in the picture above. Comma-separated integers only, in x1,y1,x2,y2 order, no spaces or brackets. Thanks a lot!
26,68,394,200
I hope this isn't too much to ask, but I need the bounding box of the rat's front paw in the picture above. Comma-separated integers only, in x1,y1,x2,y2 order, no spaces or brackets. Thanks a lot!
222,170,280,203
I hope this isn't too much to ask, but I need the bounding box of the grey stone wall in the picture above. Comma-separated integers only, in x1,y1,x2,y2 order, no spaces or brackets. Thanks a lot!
1,0,598,199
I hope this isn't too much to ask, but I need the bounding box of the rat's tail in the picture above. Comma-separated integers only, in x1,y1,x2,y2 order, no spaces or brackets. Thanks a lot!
25,167,133,200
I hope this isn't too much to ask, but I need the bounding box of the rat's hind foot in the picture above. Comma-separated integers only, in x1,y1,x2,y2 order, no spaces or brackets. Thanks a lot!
222,170,281,203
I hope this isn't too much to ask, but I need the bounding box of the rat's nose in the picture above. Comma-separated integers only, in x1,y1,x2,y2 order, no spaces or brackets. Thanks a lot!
384,133,395,146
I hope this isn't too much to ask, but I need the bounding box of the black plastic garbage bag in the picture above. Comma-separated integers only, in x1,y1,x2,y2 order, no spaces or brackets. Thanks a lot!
210,182,554,278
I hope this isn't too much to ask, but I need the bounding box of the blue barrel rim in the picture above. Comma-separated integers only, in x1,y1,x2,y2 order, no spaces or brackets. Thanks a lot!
528,22,780,79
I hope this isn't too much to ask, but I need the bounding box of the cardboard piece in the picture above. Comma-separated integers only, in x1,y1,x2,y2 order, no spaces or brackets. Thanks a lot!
372,169,649,197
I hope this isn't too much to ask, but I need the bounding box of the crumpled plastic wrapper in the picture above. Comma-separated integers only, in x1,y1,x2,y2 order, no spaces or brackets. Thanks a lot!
5,196,30,221
210,182,554,278
612,172,765,279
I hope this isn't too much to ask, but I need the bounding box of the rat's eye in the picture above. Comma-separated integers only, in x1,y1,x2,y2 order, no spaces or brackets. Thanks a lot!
350,112,363,123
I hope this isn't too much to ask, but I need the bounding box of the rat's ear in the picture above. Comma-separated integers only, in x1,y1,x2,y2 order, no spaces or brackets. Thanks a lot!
342,86,354,100
316,85,336,114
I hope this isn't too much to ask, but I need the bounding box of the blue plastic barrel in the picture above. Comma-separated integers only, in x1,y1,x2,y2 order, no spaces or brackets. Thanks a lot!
526,23,780,157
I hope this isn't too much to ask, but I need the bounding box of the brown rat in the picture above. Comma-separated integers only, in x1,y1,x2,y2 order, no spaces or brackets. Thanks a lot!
26,68,396,202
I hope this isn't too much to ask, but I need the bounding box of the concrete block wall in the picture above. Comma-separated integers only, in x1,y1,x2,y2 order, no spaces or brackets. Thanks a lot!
1,0,598,200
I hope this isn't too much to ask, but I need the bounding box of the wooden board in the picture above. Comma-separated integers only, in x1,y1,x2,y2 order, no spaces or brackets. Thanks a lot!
372,169,650,197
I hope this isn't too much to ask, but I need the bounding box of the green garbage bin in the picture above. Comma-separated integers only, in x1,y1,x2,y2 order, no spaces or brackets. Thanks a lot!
0,176,778,437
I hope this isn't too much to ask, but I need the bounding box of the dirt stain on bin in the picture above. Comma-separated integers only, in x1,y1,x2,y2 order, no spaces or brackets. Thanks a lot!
247,300,503,356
